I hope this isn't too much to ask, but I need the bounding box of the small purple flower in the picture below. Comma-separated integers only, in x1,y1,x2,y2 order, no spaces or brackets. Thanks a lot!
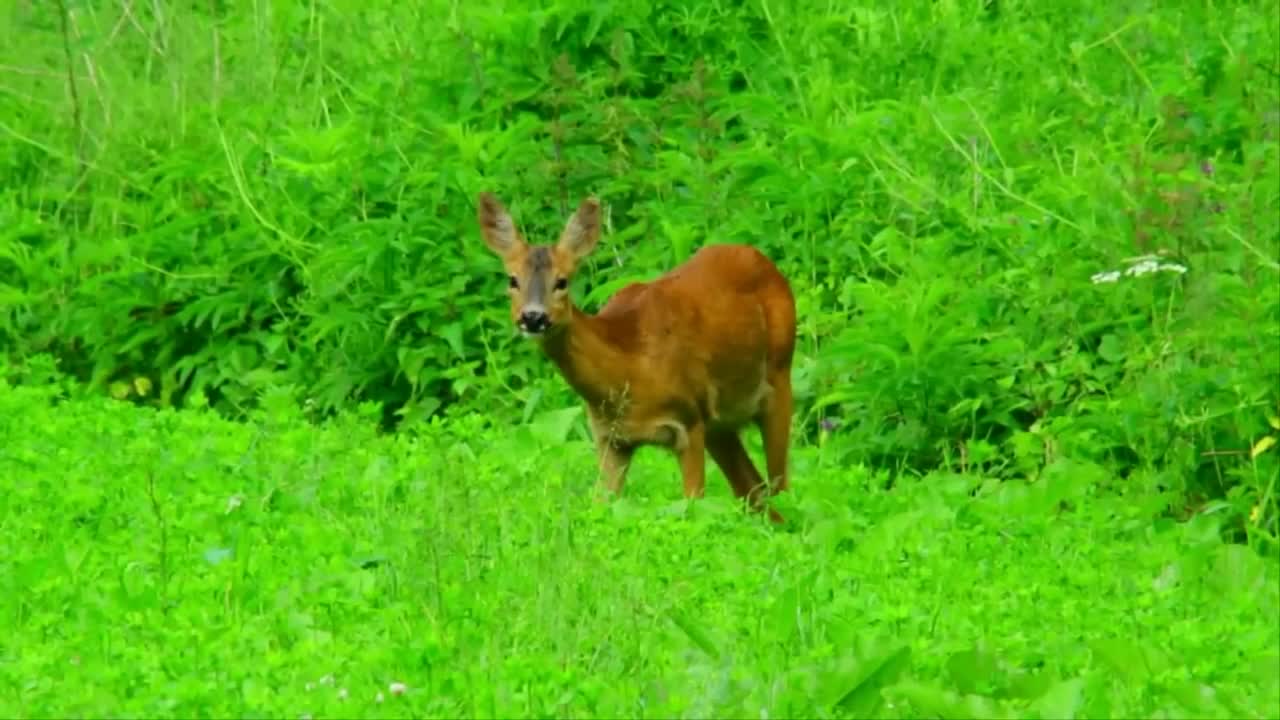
820,417,840,432
1201,160,1214,177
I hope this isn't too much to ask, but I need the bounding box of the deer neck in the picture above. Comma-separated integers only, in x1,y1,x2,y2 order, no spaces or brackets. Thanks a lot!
538,306,631,409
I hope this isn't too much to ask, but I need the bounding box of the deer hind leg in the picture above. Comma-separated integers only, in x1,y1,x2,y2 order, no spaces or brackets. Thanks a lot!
706,427,784,523
706,428,764,501
758,370,793,498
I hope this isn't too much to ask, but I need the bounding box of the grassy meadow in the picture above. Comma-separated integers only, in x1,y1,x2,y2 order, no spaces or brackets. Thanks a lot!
2,0,1279,717
2,381,1278,718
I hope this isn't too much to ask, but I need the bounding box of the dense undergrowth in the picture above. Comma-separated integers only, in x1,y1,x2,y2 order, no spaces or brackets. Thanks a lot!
2,1,1277,525
1,380,1278,718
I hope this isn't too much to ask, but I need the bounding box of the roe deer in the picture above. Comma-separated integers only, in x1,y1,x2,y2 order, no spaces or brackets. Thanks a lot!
476,192,797,522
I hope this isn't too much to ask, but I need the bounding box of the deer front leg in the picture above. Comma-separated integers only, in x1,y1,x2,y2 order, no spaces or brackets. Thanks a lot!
588,408,633,500
677,422,707,499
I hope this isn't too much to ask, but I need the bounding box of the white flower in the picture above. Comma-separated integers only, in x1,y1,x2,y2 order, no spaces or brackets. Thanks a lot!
1125,258,1162,276
390,681,407,696
1092,255,1187,284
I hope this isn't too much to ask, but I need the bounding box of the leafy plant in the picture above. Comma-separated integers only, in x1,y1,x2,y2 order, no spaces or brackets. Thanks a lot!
2,1,1277,533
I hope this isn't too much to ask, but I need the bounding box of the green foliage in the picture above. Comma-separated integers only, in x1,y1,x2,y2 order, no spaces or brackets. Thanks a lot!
1,4,1278,522
1,382,1277,718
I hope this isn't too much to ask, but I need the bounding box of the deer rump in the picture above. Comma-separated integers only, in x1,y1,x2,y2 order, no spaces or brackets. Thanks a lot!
579,244,795,450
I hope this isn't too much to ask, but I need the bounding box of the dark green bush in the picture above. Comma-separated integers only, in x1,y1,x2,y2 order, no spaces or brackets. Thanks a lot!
1,0,1277,532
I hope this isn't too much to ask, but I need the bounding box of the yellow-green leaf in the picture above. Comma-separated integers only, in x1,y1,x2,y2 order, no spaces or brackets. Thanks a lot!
1250,435,1277,459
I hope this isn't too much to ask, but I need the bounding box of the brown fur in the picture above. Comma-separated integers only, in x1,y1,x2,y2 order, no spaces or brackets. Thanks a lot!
476,192,797,522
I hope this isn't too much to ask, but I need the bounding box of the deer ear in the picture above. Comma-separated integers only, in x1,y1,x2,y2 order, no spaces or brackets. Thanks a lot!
477,193,523,257
557,196,601,261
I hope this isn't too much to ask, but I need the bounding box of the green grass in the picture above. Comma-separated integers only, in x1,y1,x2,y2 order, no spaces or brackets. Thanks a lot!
2,381,1277,718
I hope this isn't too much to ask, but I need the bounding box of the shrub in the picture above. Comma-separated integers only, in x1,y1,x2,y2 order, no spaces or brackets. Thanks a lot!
1,1,1277,525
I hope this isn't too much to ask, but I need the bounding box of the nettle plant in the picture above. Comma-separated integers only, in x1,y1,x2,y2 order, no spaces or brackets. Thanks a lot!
4,0,1277,543
1056,84,1279,541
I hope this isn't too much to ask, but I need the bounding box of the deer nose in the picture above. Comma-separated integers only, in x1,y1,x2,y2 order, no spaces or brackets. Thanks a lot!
519,309,550,333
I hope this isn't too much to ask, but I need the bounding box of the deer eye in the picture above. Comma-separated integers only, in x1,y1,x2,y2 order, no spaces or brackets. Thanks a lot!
554,278,568,291
508,275,519,289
